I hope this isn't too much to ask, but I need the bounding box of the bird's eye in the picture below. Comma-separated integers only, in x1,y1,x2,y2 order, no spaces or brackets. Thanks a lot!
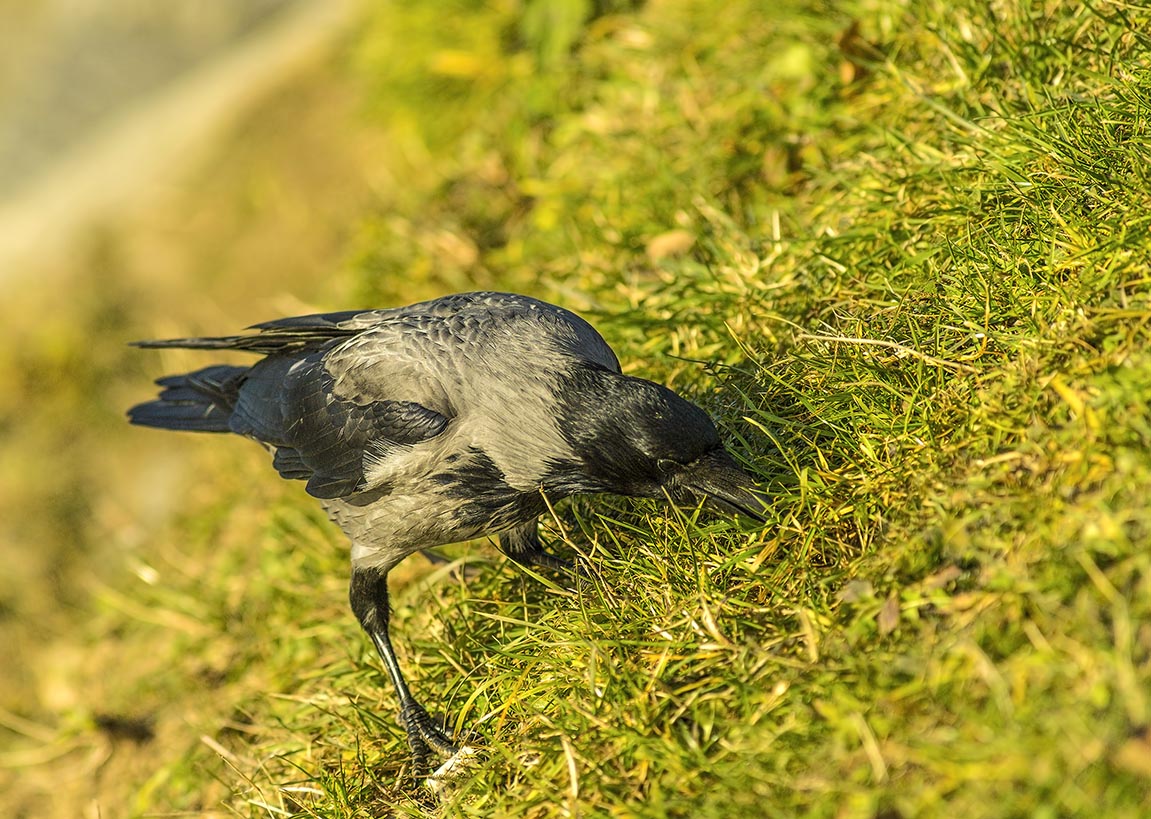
656,458,680,473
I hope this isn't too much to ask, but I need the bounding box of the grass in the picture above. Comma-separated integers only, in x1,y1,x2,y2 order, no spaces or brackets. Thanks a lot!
3,0,1151,816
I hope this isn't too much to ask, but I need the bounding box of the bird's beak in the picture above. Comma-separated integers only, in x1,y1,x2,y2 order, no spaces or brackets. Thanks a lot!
678,449,769,524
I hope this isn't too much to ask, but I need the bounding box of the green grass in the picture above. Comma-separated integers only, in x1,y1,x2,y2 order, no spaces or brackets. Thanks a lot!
5,0,1151,816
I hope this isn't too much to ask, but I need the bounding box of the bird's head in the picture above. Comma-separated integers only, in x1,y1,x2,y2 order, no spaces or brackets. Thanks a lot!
552,365,768,523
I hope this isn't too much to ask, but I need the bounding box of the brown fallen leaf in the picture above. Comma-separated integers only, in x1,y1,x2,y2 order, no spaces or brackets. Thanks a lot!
923,565,962,590
837,578,875,604
878,593,901,635
1113,734,1151,778
646,229,695,261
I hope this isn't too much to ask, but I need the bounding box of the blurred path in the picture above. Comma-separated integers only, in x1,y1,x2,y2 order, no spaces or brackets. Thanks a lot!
0,0,359,273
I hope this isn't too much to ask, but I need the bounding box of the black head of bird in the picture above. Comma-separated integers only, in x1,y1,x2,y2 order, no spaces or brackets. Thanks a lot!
548,364,768,517
128,291,767,769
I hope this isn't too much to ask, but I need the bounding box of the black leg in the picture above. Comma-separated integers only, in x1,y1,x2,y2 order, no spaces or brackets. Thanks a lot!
349,565,459,764
418,547,484,582
498,520,575,574
419,547,451,566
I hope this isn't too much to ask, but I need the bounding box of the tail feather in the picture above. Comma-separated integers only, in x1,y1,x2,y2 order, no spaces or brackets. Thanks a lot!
131,335,285,354
128,365,247,433
131,315,363,356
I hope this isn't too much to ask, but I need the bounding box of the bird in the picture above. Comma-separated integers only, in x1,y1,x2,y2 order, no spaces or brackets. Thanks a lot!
128,291,767,767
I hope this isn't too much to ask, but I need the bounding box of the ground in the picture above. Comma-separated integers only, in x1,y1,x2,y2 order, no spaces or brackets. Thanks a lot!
1,1,1150,817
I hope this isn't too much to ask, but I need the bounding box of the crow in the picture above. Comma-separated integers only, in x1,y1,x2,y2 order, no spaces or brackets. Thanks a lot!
128,291,767,766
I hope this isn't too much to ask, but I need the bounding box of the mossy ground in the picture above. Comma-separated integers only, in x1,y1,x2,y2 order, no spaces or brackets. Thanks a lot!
2,1,1150,816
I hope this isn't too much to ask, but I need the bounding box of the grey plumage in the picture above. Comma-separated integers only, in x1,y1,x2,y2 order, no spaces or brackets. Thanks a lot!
129,291,767,767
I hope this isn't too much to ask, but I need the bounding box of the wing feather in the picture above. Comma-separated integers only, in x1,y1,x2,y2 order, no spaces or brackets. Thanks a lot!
231,350,450,498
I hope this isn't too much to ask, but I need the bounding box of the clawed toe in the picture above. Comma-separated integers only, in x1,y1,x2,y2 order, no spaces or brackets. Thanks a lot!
498,521,581,580
400,702,459,758
516,549,575,574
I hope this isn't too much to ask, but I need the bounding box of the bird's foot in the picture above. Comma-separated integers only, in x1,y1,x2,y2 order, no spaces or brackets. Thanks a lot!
400,701,459,763
499,523,583,581
513,547,576,575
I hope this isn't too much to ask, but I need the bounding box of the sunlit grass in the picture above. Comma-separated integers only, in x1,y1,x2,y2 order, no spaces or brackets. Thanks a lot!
4,0,1150,816
194,1,1151,815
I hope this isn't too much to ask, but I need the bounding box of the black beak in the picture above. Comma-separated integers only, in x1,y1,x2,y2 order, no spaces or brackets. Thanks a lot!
678,449,769,524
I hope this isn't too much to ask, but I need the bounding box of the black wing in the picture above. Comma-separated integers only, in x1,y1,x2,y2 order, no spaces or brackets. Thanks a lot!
230,351,450,499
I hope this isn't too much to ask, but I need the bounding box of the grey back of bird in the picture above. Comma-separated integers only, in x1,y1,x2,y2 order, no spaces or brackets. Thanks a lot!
289,293,621,570
134,292,621,572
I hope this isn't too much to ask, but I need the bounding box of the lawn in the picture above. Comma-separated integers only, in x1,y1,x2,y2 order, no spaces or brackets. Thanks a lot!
3,0,1150,816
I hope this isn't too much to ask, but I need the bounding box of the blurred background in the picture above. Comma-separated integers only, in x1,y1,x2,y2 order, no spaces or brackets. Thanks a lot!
0,0,380,812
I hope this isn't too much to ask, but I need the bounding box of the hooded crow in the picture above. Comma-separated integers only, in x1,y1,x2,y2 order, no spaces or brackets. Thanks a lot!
128,291,767,766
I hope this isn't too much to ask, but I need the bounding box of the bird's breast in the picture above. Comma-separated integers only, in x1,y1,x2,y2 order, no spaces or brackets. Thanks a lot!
325,444,548,572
